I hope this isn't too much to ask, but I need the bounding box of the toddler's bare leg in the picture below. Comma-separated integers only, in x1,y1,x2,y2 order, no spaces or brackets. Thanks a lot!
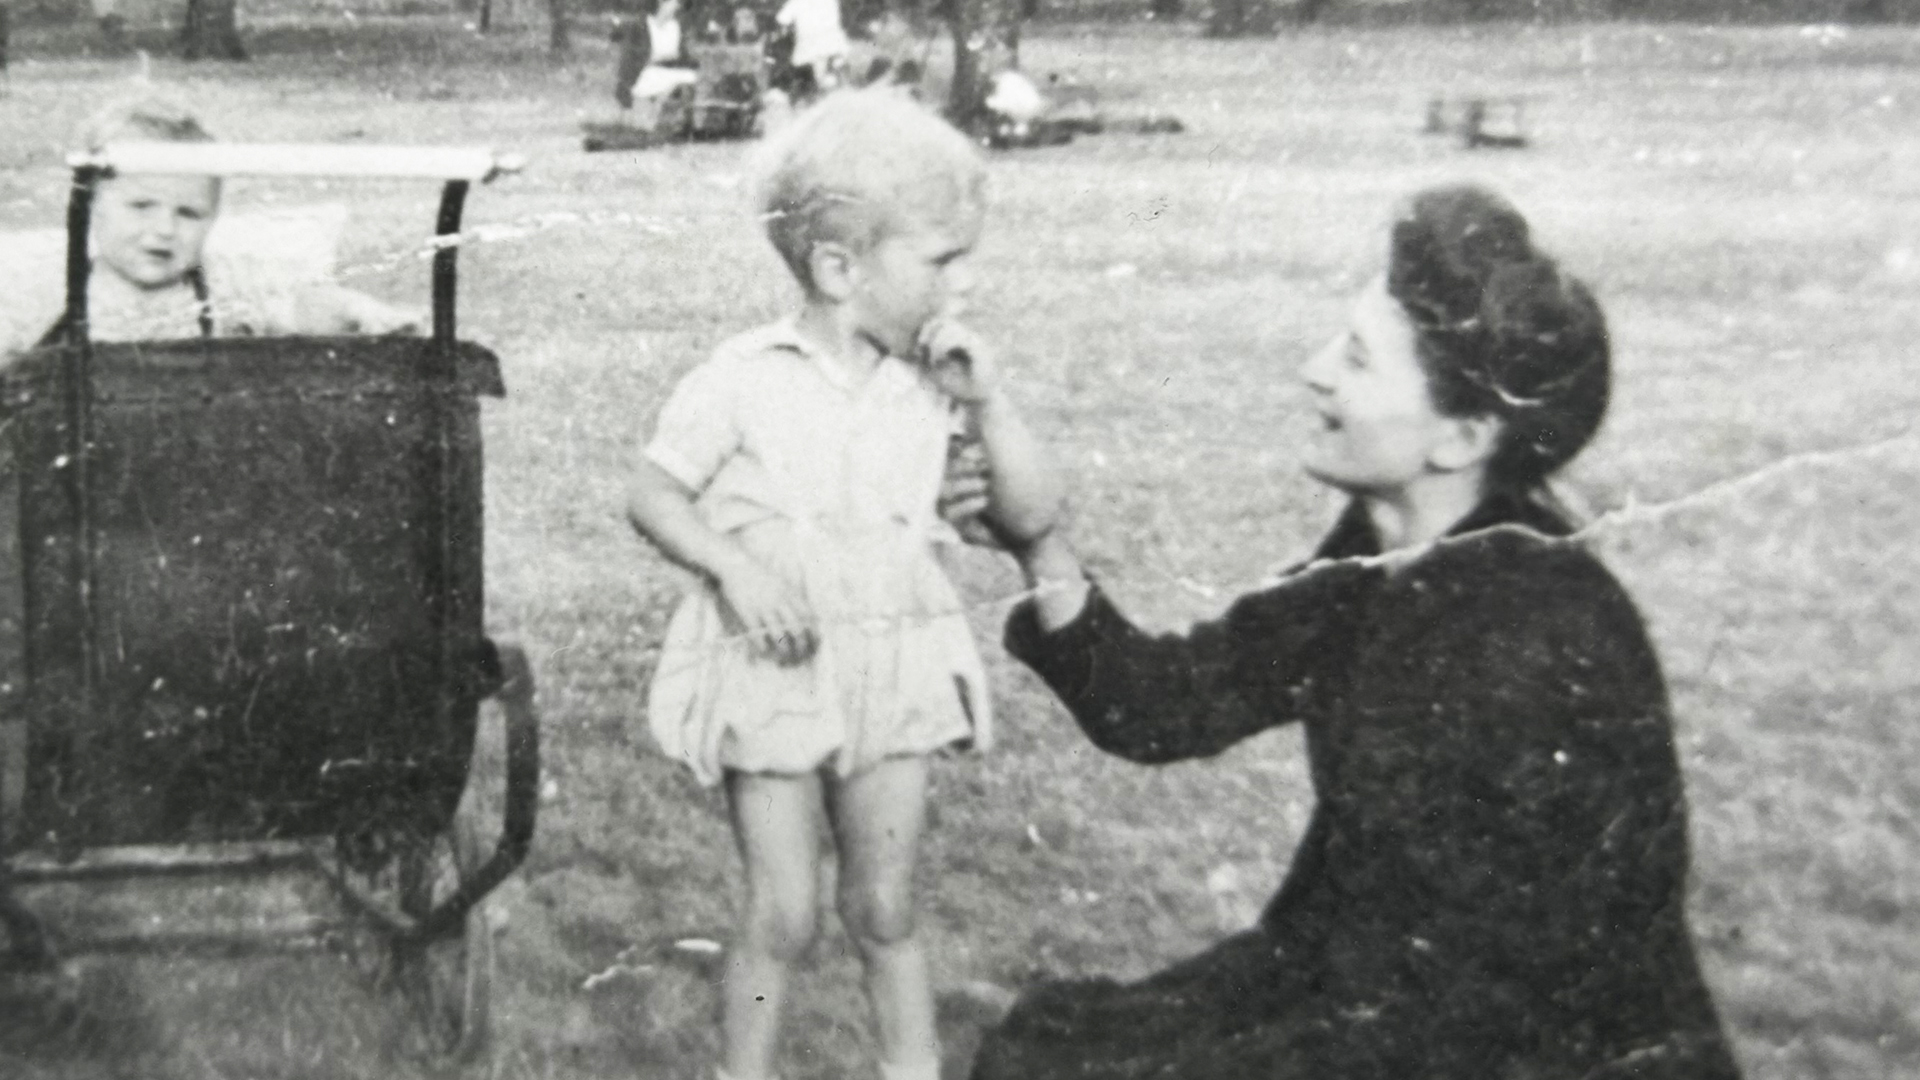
724,770,826,1080
828,755,938,1076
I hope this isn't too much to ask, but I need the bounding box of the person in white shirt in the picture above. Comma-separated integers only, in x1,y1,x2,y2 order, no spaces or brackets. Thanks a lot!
775,0,849,98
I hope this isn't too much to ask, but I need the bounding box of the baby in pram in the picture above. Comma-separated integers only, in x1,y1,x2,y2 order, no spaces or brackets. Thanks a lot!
2,94,421,361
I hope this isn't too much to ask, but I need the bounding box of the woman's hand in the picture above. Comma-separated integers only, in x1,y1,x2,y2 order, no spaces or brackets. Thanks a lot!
1019,531,1092,630
715,556,819,665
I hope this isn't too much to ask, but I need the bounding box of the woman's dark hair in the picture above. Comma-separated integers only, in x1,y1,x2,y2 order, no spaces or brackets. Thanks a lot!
1386,184,1611,490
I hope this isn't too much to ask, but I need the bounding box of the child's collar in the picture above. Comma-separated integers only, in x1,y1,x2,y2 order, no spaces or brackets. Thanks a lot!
775,314,898,392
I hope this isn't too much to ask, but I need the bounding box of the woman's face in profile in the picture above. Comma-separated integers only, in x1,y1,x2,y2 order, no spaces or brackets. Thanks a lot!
1299,277,1458,496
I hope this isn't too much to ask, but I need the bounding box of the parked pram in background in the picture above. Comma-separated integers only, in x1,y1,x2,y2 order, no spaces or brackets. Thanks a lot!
962,69,1183,150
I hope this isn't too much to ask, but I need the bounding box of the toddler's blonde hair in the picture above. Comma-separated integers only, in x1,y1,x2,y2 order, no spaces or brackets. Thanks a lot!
78,92,217,153
754,88,986,290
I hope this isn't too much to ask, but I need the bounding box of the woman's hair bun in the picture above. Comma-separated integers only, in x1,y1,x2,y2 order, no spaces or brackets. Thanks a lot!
1387,184,1610,487
1388,185,1533,328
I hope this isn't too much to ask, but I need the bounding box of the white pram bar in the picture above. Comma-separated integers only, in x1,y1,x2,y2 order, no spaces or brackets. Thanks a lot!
67,142,525,183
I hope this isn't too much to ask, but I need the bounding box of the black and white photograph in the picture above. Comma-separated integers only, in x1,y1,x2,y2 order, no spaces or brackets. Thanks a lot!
0,0,1915,1076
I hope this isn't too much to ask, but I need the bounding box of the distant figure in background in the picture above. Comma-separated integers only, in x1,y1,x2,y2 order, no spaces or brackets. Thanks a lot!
612,2,651,107
775,0,848,100
91,0,128,51
981,68,1042,123
613,0,697,122
726,3,763,43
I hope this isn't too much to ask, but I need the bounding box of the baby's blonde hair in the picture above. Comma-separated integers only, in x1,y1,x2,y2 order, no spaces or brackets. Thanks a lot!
78,92,217,153
754,88,986,290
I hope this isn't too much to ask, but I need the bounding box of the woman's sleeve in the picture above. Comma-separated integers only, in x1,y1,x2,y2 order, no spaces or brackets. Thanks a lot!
1003,561,1374,764
644,355,743,495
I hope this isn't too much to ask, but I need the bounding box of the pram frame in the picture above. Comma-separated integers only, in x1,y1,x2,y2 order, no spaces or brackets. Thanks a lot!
0,143,539,1060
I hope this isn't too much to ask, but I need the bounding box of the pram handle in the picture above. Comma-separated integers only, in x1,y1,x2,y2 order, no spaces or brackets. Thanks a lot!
65,142,526,183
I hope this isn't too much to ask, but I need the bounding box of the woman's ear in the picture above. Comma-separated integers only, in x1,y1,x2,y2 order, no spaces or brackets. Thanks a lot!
1428,412,1504,474
808,241,860,302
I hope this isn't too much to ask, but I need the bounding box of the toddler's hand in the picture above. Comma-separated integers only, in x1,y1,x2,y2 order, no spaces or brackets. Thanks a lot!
716,559,818,665
919,319,998,405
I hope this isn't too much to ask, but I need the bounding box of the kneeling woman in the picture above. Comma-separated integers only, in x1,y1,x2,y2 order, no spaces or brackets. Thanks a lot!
974,186,1743,1080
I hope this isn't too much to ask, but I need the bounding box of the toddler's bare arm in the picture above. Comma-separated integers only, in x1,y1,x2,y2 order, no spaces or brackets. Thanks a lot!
627,459,817,664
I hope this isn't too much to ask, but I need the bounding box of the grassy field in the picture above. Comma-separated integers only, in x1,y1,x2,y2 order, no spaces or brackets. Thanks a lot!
3,14,1919,1080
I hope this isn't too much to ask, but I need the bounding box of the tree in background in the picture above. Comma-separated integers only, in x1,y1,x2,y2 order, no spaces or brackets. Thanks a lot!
179,0,244,58
468,0,571,49
174,0,567,58
1207,0,1315,37
936,0,1022,125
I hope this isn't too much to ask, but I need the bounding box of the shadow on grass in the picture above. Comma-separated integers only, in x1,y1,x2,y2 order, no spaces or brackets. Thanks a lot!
936,983,1018,1080
0,947,478,1080
0,959,163,1066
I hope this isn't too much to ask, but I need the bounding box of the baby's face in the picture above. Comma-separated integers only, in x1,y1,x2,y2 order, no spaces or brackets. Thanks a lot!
92,174,221,291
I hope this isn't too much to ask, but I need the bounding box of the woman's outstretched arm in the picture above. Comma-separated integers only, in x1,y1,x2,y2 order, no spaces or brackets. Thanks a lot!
972,386,1065,551
1004,533,1374,764
921,320,1063,548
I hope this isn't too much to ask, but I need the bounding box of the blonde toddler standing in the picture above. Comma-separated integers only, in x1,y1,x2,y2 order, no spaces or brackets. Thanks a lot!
626,88,1059,1080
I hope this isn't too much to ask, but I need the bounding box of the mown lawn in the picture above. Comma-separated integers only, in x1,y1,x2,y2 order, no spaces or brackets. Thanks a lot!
1,14,1917,1080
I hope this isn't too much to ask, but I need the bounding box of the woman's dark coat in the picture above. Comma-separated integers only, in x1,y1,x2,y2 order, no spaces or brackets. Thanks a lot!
974,494,1742,1080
